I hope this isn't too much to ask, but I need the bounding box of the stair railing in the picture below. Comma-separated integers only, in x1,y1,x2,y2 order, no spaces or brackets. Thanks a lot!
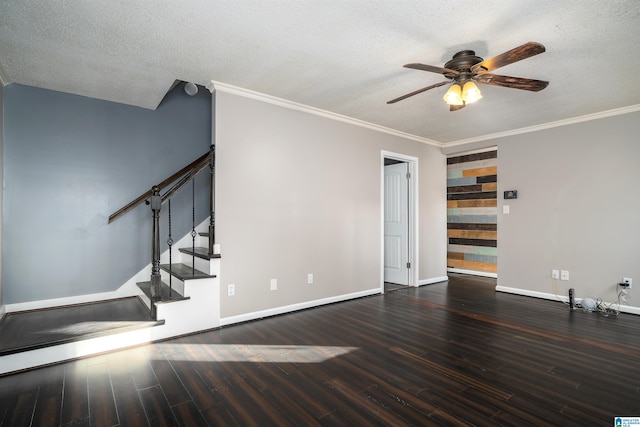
109,145,215,319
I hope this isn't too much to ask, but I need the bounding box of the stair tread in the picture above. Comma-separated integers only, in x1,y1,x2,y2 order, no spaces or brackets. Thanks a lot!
137,280,189,303
178,246,221,259
160,263,216,280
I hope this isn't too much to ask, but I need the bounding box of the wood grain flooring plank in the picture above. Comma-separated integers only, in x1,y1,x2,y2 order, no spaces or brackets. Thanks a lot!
0,368,39,427
3,390,37,427
31,364,65,427
360,383,433,426
200,404,241,426
61,361,89,426
107,351,148,427
326,377,416,426
87,361,119,427
259,377,327,425
171,400,208,427
168,356,220,412
138,385,178,427
150,359,191,407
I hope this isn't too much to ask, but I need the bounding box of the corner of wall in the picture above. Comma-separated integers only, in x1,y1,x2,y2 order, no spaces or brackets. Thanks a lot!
0,83,4,307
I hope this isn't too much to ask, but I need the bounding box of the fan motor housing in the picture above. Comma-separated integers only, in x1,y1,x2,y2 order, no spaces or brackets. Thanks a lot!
444,50,484,72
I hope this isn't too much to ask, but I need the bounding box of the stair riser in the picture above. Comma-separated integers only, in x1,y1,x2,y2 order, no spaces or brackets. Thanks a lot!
177,252,220,276
164,234,210,261
178,255,211,274
159,271,185,295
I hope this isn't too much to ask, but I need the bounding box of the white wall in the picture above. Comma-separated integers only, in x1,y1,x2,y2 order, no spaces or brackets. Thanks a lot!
0,84,3,311
444,110,640,310
214,89,447,319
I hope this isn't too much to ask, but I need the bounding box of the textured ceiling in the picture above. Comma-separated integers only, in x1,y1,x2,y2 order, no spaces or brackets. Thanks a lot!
1,1,639,145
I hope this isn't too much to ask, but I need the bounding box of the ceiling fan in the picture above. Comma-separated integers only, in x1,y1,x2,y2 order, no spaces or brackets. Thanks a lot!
387,42,549,111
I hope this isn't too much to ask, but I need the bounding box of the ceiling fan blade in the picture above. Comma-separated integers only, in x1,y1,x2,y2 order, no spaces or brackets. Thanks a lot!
450,102,466,112
387,81,450,104
404,63,459,76
475,74,549,91
471,42,545,73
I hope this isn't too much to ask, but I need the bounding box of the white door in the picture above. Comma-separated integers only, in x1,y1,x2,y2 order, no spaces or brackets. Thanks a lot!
384,162,409,285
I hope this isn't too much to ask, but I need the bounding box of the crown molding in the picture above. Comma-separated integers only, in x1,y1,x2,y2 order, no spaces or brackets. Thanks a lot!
208,80,442,147
445,104,640,147
207,80,640,149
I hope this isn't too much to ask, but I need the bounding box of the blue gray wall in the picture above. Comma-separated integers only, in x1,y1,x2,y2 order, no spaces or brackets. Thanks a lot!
3,83,212,304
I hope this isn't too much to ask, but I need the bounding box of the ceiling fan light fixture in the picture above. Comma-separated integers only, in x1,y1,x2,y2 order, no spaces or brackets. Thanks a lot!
461,81,482,103
443,84,463,105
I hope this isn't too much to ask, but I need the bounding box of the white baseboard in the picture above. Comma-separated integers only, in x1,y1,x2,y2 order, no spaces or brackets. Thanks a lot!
0,304,6,320
417,276,449,286
448,268,497,278
495,285,640,315
5,291,126,313
220,288,381,327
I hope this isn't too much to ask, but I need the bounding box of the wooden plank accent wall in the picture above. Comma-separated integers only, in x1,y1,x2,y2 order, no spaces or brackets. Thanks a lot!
447,150,498,274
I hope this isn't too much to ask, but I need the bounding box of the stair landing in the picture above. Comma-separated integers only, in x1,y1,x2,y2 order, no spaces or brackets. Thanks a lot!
0,297,162,357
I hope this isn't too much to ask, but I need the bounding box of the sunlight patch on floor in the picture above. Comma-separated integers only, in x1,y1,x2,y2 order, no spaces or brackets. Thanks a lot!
155,343,360,363
41,321,152,335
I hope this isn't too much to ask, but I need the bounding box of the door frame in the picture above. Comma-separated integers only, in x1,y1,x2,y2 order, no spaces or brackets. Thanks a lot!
381,151,419,292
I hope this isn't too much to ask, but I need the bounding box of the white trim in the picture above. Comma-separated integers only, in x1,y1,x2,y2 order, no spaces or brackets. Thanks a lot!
381,151,419,290
496,285,640,316
220,288,380,327
210,81,640,150
5,291,125,313
446,104,640,147
0,304,6,320
448,268,497,279
417,276,449,286
209,80,441,147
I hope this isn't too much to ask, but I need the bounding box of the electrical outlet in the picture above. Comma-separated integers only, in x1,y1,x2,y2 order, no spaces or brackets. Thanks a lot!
270,278,277,291
227,284,235,296
307,273,314,284
551,269,560,279
560,270,569,281
623,277,632,289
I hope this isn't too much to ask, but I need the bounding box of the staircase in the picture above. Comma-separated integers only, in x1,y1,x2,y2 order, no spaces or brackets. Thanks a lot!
0,148,221,375
135,228,222,337
0,223,222,376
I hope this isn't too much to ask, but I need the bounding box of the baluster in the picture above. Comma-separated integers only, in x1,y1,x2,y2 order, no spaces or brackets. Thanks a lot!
191,178,196,274
209,145,215,256
167,199,173,298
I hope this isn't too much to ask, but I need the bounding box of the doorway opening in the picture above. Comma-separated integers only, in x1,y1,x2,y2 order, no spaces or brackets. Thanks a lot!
446,147,498,278
381,151,418,293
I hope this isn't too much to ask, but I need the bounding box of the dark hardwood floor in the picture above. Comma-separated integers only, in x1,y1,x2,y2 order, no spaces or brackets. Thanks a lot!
1,274,639,426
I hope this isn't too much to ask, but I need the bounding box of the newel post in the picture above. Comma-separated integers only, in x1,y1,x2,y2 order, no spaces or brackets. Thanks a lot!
208,145,216,256
150,185,162,319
